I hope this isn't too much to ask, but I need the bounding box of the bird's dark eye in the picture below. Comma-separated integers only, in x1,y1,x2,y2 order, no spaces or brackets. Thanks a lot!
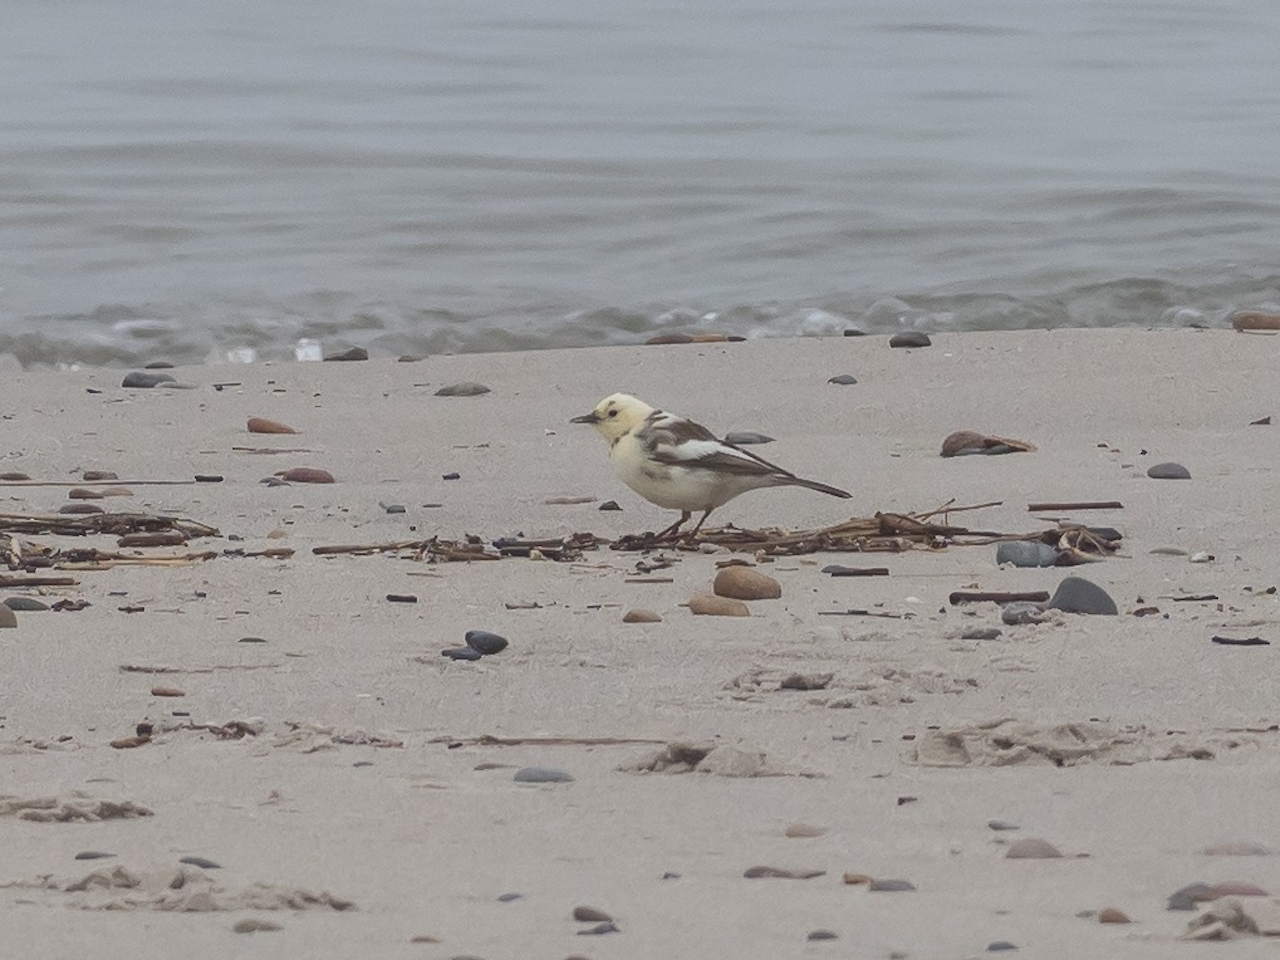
607,409,618,418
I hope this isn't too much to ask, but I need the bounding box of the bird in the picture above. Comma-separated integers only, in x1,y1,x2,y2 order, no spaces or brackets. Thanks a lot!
571,393,851,539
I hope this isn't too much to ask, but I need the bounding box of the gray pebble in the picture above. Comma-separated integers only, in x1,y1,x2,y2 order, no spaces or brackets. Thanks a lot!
442,647,483,661
987,819,1020,831
1046,576,1118,615
842,329,866,337
598,500,622,511
995,541,1058,568
496,892,523,902
889,332,931,348
381,502,406,514
987,942,1018,952
572,906,612,922
1147,461,1191,480
1167,882,1213,911
465,630,508,656
867,878,916,892
74,850,117,860
435,381,491,397
827,374,858,385
807,930,839,941
513,766,574,783
121,371,176,388
961,627,1002,641
723,431,775,446
1087,526,1123,542
1004,838,1062,859
179,855,221,869
1001,602,1045,625
143,361,174,369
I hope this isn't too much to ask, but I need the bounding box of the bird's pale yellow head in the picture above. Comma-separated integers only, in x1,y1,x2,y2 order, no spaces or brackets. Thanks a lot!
570,393,655,442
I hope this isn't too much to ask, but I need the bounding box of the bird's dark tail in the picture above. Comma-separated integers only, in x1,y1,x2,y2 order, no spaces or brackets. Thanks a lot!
786,476,852,499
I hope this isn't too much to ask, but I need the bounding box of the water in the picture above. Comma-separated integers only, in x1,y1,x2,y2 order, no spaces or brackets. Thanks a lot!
3,0,1279,367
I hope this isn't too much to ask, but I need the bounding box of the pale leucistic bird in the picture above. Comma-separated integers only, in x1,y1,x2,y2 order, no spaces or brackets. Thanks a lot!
571,393,851,538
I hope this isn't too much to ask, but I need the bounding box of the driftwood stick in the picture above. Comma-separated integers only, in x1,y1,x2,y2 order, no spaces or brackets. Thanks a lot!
0,574,78,587
429,734,671,747
950,590,1050,605
816,609,910,619
1027,501,1123,512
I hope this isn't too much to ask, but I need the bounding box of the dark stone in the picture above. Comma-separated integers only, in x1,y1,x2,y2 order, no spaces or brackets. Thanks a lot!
1148,462,1191,479
868,878,916,892
842,329,867,337
497,892,523,902
382,503,406,514
122,371,176,388
1086,526,1123,541
4,597,50,611
74,851,116,860
442,647,483,661
193,475,223,483
465,630,508,655
513,766,573,783
324,346,369,361
572,906,613,922
143,361,174,369
598,500,622,511
435,382,491,397
807,930,839,941
1046,576,1118,615
441,472,461,480
987,943,1018,952
827,374,858,385
239,636,267,643
386,594,418,604
889,332,931,348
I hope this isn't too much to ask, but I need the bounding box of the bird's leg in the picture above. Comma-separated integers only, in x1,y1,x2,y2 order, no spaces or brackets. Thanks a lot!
655,511,692,540
684,507,715,540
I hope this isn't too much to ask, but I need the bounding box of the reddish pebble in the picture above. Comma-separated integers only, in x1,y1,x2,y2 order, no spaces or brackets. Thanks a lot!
1098,907,1131,924
247,417,297,434
275,467,335,483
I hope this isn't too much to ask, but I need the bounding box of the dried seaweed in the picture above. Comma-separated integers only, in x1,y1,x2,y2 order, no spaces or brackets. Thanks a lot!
0,511,219,539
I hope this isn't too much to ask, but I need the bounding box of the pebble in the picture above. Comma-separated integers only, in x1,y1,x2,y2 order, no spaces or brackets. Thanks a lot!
60,503,104,514
598,500,622,510
962,628,1002,640
843,329,866,337
465,630,508,655
324,346,368,361
441,647,483,661
1046,576,1118,615
889,332,931,348
987,942,1018,952
4,597,48,612
743,866,825,879
827,374,858,385
807,930,839,941
121,371,176,388
1167,883,1214,910
496,892,523,902
194,474,223,483
995,541,1058,568
0,606,16,629
82,470,118,481
233,918,282,933
435,381,491,397
513,767,574,783
442,472,461,480
1148,462,1191,480
713,566,781,601
274,467,336,483
386,594,418,604
868,878,916,892
572,906,613,922
101,486,133,497
150,686,185,697
1203,839,1273,856
239,636,267,643
382,502,406,514
179,855,222,869
0,472,31,480
1001,602,1045,625
68,487,105,499
688,593,750,617
74,851,117,860
1005,838,1063,859
723,431,774,445
842,873,872,885
246,417,297,434
622,609,662,623
987,819,1020,831
784,823,827,838
1097,907,1131,924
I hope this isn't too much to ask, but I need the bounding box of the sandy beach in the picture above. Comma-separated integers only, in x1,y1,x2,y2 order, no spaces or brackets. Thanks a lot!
3,328,1280,959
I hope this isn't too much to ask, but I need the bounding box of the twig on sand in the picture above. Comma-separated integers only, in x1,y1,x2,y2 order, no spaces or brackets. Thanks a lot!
429,734,671,747
1027,501,1123,512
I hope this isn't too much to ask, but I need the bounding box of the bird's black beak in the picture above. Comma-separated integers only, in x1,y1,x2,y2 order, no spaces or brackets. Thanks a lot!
570,412,600,424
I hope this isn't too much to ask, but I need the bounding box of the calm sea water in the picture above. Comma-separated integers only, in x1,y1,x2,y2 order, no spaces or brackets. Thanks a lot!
3,0,1279,366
